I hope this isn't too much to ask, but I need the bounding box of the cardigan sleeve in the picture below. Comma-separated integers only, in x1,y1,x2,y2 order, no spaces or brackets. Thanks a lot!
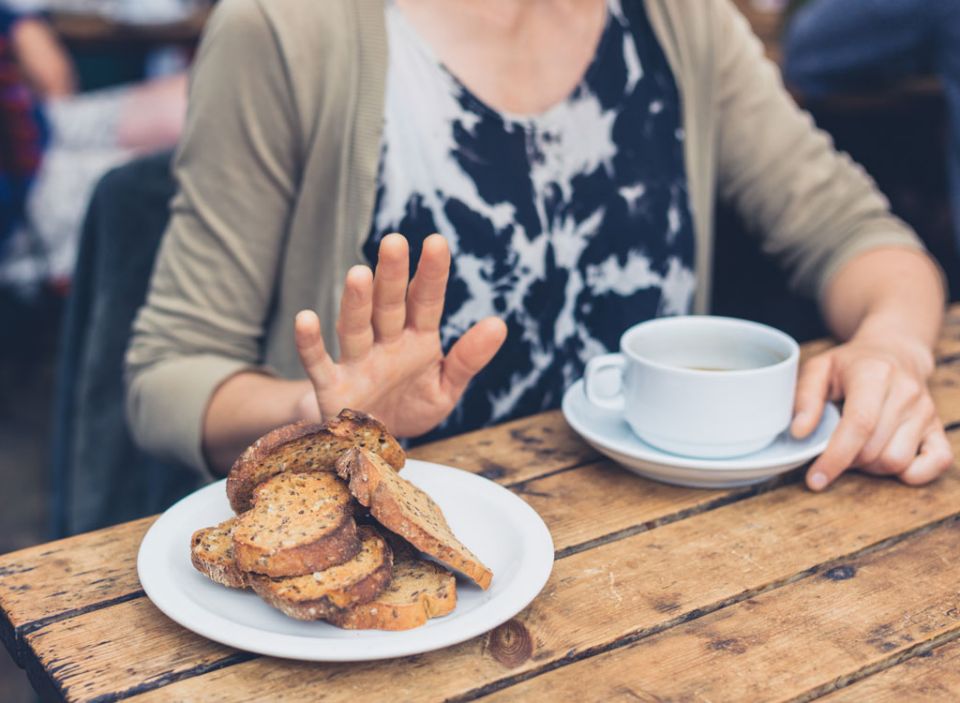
125,0,301,475
710,0,937,301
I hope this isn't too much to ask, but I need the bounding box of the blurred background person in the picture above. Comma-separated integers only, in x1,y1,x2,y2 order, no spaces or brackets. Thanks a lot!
784,0,960,251
0,4,187,293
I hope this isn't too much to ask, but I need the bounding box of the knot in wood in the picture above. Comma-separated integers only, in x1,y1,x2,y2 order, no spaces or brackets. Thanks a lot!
822,565,857,581
488,619,533,668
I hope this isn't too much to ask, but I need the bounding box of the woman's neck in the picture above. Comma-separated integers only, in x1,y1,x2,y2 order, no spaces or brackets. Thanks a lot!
396,0,608,116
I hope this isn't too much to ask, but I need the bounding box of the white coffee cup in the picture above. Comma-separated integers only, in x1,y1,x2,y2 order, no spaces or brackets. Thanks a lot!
584,316,800,459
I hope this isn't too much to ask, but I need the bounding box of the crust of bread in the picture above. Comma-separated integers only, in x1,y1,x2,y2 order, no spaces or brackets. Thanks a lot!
190,518,248,589
336,448,493,590
233,473,360,577
249,527,393,621
326,556,456,630
226,410,406,513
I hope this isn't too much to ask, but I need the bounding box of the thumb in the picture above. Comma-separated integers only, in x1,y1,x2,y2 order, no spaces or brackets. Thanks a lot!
441,317,508,400
294,310,336,391
792,354,833,439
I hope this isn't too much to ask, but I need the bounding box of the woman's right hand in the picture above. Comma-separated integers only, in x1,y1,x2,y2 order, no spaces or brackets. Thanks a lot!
294,233,507,437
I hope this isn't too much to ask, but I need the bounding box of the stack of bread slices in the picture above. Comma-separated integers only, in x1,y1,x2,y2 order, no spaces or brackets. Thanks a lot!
190,409,493,631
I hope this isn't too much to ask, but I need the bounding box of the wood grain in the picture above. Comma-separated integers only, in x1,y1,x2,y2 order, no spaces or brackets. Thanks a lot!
489,520,960,703
409,410,598,484
820,638,960,702
22,465,763,703
125,471,960,703
512,459,773,557
23,598,243,703
7,309,960,700
0,517,152,665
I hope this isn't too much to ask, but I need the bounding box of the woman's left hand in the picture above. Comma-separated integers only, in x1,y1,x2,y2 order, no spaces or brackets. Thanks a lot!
791,334,953,491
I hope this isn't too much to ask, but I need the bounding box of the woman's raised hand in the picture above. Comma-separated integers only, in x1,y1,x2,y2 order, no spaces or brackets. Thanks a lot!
294,233,507,437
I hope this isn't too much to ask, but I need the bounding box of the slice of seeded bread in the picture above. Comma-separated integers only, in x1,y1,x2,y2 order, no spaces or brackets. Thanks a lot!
336,447,494,590
190,517,248,589
232,472,360,577
250,526,394,621
227,410,406,513
326,554,457,630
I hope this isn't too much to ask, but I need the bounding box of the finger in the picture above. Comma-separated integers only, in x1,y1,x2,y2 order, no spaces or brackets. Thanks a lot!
860,407,930,476
856,376,923,466
336,265,375,362
407,234,451,332
792,355,832,439
806,361,892,491
294,310,335,390
372,234,410,343
900,425,954,485
441,317,508,399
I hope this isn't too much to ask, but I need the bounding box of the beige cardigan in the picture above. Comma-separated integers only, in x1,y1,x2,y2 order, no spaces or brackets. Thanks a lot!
126,0,924,474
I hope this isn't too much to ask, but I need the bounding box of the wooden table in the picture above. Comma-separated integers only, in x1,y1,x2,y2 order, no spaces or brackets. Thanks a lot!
4,312,960,702
51,9,211,48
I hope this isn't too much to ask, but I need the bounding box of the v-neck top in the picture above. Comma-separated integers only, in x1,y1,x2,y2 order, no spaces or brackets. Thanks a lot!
366,0,697,438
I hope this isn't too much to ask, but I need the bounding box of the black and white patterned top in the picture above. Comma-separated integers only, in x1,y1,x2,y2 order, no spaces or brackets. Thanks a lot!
365,0,696,440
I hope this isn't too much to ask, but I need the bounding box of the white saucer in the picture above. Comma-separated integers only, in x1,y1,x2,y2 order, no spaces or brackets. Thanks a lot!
562,379,839,488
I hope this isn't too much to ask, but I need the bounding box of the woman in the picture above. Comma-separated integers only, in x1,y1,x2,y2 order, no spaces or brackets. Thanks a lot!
126,0,951,493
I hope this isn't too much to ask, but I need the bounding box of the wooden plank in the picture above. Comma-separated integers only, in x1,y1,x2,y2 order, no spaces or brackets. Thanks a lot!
820,638,960,702
0,518,153,665
21,464,761,703
123,471,960,703
409,410,598,483
513,460,767,558
488,520,960,703
23,598,245,703
933,364,960,427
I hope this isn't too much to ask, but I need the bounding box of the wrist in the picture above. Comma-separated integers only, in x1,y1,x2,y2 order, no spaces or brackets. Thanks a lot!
292,380,322,423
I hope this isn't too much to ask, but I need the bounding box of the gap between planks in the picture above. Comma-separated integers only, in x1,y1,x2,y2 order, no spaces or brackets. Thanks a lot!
468,520,960,703
16,467,788,703
450,513,960,703
814,636,960,701
789,628,960,703
11,352,960,699
8,354,960,654
17,450,960,700
12,410,954,659
106,475,960,703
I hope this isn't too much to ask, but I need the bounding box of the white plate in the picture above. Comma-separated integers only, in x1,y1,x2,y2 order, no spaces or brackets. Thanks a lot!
562,379,839,488
138,461,554,661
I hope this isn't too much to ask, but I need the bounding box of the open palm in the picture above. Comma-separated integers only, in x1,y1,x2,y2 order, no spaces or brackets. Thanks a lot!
294,233,507,437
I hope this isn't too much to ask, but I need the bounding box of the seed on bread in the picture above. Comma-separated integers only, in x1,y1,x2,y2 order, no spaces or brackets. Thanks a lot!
190,518,248,589
233,472,360,577
326,553,456,630
250,526,394,621
336,447,494,590
226,410,406,513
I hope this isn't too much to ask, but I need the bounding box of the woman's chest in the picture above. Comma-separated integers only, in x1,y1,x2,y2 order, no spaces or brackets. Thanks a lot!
368,0,697,349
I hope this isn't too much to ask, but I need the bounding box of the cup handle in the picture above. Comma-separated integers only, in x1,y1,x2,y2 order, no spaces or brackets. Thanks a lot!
584,353,627,412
